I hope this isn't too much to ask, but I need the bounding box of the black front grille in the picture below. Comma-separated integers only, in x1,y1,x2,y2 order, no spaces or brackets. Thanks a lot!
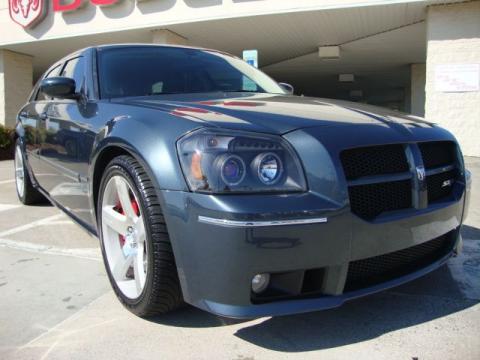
427,169,458,203
349,180,412,220
344,231,455,292
419,141,456,169
340,144,409,180
419,141,459,203
340,141,460,220
341,144,412,220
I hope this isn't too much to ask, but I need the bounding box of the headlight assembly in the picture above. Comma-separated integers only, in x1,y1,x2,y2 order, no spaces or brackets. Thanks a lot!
177,129,307,193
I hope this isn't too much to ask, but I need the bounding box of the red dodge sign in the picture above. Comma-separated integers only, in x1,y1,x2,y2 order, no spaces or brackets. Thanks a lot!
9,0,122,28
9,0,47,28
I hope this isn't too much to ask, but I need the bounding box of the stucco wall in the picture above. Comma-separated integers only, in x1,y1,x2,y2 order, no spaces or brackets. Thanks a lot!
425,1,480,157
0,50,33,127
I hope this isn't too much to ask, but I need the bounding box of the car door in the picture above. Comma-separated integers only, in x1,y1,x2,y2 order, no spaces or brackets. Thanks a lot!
39,56,96,224
23,64,63,182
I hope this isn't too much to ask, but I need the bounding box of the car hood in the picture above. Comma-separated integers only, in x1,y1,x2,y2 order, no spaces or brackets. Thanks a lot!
116,93,433,135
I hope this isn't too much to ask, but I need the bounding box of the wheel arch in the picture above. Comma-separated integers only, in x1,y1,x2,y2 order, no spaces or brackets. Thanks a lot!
90,142,164,221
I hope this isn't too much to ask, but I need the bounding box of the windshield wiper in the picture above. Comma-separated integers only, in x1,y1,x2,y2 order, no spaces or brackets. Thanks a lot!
146,90,262,96
222,90,261,93
148,92,183,95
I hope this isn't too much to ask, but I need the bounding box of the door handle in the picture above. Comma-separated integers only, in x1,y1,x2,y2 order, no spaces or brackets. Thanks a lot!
40,112,48,120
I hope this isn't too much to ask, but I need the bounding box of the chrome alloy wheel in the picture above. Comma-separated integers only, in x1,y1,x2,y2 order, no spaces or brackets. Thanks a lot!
101,176,148,299
15,145,25,198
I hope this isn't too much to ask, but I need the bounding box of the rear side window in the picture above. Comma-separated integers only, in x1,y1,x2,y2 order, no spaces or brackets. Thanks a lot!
60,57,85,94
35,64,62,101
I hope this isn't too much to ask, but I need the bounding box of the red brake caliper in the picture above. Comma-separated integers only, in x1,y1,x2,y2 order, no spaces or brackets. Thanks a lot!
114,195,140,248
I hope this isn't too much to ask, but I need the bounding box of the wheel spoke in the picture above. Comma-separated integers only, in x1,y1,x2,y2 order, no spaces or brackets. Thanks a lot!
102,206,130,235
111,252,134,281
136,216,146,243
115,177,137,219
134,247,146,294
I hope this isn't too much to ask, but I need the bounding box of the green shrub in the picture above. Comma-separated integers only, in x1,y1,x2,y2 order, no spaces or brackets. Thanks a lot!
0,125,14,149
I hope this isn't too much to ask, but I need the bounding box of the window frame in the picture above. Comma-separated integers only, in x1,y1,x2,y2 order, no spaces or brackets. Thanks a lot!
59,56,86,97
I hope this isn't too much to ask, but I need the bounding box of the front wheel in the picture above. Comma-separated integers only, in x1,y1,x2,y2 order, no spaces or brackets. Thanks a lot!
98,155,183,317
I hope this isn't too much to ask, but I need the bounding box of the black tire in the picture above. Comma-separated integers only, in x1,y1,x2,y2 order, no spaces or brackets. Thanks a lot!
14,139,47,205
97,155,183,317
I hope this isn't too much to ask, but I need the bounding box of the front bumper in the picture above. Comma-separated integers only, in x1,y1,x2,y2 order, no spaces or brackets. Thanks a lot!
203,249,456,318
160,189,465,319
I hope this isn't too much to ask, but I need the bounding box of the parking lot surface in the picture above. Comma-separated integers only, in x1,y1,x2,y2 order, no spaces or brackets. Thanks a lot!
0,158,479,360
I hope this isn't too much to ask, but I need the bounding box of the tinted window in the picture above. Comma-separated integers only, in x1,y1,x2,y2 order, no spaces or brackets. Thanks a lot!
60,57,85,94
97,47,285,99
35,64,62,101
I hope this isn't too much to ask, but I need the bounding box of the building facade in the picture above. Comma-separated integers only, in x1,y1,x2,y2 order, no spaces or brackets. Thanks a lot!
0,0,479,155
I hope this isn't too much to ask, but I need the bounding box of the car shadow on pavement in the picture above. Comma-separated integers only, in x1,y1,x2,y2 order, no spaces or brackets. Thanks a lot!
462,224,480,240
233,265,479,352
31,202,54,208
147,306,249,328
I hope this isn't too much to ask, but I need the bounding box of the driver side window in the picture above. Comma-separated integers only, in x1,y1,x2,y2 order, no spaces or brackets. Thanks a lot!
60,57,85,95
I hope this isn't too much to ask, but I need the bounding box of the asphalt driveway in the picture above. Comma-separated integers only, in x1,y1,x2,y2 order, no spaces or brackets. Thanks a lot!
0,158,479,360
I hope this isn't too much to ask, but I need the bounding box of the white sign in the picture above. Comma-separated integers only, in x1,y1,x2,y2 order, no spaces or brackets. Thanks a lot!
243,50,258,68
435,64,480,92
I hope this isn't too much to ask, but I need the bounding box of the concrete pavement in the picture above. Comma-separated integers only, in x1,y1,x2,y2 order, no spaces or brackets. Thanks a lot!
0,158,479,360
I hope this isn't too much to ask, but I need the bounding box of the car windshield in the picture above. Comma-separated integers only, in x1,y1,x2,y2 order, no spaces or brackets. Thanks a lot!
97,46,286,99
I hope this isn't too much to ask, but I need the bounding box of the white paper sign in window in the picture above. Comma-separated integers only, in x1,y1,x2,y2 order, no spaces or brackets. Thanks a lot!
435,64,480,92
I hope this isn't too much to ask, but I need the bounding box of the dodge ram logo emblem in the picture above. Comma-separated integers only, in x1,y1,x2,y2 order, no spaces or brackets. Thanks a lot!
9,0,46,28
416,166,426,181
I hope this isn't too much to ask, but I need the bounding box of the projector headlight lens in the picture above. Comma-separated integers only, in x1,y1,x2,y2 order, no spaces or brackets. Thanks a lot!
219,154,246,186
177,129,306,194
255,152,283,185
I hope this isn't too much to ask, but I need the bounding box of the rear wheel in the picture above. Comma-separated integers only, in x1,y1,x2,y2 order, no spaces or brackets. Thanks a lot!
98,155,183,317
14,139,46,205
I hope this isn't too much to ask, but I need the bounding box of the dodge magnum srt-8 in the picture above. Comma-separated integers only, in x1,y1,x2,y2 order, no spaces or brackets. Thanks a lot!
14,45,471,318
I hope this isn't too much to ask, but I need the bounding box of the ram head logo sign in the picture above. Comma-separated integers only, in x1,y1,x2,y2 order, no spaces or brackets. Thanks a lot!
9,0,47,28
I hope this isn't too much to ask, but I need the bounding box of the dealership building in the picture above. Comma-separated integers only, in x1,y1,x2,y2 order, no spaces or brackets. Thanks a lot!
0,0,479,155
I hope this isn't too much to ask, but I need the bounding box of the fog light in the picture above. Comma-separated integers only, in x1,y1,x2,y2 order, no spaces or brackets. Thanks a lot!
251,273,270,294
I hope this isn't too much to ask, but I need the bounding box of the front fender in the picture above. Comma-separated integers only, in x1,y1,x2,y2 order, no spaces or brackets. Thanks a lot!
88,112,202,221
89,114,196,190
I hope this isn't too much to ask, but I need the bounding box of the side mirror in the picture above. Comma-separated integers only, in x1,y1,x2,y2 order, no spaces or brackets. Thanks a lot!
40,77,77,99
279,82,294,95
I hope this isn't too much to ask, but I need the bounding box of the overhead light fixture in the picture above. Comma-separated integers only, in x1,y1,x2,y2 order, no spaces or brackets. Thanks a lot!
318,46,340,60
339,74,354,83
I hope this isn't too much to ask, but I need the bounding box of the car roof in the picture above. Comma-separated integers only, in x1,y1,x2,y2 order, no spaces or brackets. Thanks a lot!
60,43,237,62
95,43,208,51
71,43,233,57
